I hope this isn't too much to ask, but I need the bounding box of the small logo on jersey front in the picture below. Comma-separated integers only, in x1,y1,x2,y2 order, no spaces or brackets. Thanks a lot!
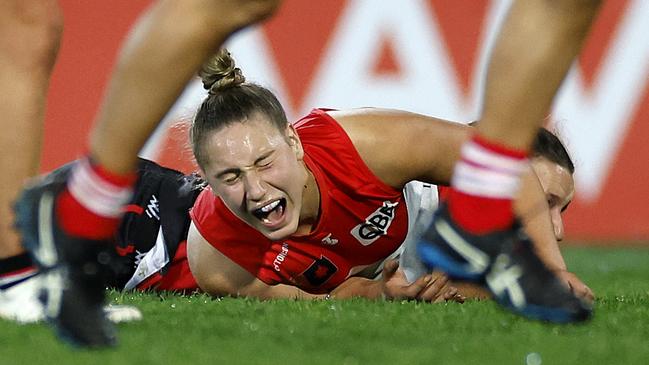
350,201,399,246
273,243,290,272
321,233,338,246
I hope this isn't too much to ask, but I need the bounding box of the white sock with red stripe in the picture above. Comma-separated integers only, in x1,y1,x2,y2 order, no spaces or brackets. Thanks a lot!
447,134,528,234
56,157,137,240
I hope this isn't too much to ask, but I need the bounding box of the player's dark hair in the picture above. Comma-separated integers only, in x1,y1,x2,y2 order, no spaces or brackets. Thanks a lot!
531,128,574,174
468,121,574,174
190,49,288,167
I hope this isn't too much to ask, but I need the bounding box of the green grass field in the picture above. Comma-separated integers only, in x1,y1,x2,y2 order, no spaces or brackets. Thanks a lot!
2,246,648,365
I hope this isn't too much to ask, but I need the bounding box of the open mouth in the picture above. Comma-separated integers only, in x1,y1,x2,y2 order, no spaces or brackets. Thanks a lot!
251,198,287,225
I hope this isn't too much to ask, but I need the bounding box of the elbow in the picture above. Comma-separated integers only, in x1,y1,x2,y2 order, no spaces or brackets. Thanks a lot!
197,278,237,298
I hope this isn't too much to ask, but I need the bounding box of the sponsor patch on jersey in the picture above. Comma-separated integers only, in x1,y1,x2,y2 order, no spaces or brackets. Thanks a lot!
350,201,398,246
272,243,290,272
302,256,338,287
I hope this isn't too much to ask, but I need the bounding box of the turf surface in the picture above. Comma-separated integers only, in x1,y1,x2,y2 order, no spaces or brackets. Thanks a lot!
1,246,648,365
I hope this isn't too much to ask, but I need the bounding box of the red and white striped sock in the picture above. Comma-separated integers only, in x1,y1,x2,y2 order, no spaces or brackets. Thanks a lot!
448,134,528,234
56,157,137,240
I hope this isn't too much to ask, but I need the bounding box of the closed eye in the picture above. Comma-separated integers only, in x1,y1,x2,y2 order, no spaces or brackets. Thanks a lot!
256,154,275,169
220,173,240,185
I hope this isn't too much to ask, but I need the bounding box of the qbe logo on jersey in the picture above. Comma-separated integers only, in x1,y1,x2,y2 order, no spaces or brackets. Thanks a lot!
351,201,398,246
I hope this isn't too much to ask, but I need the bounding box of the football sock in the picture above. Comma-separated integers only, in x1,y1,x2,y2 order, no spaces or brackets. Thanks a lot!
0,253,37,290
56,157,137,240
448,134,528,234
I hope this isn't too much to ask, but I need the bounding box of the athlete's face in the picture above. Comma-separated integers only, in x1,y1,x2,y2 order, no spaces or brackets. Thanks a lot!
201,115,308,241
531,156,575,241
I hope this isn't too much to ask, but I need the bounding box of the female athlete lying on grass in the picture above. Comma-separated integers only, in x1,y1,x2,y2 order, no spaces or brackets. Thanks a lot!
183,50,593,304
83,117,593,302
0,49,593,322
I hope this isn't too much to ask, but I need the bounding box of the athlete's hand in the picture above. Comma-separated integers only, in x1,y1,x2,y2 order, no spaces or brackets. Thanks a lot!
554,269,595,304
381,260,465,303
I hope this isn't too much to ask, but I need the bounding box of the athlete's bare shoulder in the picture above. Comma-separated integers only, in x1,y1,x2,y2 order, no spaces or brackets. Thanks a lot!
326,108,470,188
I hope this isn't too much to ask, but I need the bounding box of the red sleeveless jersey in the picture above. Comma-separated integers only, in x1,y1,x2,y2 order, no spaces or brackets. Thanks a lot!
190,109,409,293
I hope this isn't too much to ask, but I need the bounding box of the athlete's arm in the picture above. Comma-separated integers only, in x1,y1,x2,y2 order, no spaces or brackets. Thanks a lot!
187,222,461,302
331,260,465,303
187,222,324,300
331,108,590,294
514,162,594,303
329,108,468,189
516,169,567,271
517,164,594,302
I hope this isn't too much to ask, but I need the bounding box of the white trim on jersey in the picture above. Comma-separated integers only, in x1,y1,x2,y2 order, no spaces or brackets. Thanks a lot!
123,227,169,290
